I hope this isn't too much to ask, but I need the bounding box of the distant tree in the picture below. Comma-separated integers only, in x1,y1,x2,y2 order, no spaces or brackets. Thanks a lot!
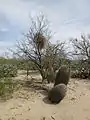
71,34,90,60
70,34,90,78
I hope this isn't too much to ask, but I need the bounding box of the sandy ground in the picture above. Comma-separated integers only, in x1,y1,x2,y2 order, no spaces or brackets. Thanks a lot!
0,71,90,120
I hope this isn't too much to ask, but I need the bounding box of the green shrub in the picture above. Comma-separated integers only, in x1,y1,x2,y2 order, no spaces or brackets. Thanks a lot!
0,64,17,78
71,69,89,79
0,77,15,100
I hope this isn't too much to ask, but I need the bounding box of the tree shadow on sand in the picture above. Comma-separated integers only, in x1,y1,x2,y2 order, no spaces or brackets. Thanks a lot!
18,78,56,105
23,79,49,96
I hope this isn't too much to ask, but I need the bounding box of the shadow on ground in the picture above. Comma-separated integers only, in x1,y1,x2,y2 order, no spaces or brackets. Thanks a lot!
22,79,50,96
43,96,52,104
43,96,60,105
16,77,56,104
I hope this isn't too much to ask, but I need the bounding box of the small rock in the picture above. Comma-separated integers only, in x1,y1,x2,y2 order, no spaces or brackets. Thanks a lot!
27,107,31,111
71,97,76,100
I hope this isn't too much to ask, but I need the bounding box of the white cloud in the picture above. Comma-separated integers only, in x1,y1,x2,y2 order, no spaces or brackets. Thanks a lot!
0,0,90,55
0,28,9,32
0,41,15,56
0,0,34,29
0,0,90,34
23,0,90,40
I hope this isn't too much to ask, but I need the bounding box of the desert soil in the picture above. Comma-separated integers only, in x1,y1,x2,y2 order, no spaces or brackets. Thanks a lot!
0,71,90,120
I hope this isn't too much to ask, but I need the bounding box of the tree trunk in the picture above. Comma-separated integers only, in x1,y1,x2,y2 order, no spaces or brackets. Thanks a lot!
40,70,46,82
26,68,29,80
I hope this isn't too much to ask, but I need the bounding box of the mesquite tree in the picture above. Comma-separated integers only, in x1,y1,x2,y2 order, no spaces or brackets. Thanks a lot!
15,15,51,81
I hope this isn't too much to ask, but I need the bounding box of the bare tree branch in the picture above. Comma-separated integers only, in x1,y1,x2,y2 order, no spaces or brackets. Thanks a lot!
11,14,52,81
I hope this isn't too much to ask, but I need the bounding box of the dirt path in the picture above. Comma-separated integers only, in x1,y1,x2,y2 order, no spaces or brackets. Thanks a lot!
0,77,90,120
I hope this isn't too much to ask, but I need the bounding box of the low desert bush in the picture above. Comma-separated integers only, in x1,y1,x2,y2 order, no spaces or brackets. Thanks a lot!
0,64,17,78
71,69,89,79
0,77,16,101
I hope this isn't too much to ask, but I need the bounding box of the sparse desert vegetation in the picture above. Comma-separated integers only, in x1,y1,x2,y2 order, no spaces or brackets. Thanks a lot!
0,14,90,120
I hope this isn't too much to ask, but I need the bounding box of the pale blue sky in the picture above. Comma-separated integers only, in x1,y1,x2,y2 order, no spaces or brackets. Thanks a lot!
0,0,90,56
